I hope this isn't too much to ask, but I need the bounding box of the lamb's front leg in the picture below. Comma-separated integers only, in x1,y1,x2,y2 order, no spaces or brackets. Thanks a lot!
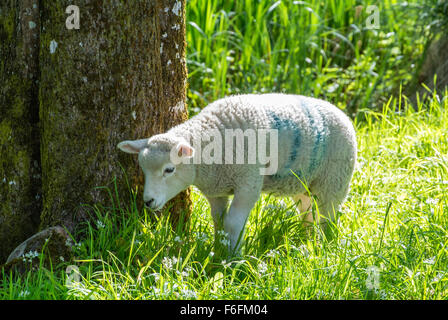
207,196,229,231
224,188,261,255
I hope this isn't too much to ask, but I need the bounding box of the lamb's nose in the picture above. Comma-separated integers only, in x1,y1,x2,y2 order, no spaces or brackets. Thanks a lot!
145,199,155,208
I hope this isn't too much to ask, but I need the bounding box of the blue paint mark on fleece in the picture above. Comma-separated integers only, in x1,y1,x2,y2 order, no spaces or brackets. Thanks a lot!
268,111,302,178
300,102,328,174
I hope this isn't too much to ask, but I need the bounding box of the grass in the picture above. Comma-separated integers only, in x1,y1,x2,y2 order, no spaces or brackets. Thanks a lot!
1,88,447,300
186,0,429,115
2,0,447,300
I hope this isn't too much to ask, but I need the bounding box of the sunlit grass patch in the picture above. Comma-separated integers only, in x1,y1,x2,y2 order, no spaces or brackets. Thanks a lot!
2,90,447,300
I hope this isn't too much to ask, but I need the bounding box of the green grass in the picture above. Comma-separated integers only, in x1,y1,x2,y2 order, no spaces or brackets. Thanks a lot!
2,0,446,300
186,0,428,115
1,89,447,300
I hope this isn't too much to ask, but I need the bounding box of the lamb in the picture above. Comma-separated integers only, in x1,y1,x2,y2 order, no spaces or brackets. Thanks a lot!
118,93,357,254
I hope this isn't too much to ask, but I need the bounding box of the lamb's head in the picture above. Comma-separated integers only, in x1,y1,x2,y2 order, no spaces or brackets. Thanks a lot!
117,134,195,211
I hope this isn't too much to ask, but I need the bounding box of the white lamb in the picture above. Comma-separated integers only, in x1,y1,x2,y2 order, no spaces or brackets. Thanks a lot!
118,93,357,254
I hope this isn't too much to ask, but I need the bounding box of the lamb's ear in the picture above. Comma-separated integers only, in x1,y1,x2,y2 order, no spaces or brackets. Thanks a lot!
177,142,195,158
170,140,195,165
117,139,149,154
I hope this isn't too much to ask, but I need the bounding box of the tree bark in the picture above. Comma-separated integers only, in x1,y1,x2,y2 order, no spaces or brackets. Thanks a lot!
0,0,191,263
39,0,191,231
0,0,42,263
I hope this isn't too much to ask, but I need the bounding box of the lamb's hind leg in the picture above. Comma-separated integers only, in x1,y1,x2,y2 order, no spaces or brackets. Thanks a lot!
292,193,331,237
312,162,354,228
312,187,347,229
304,179,351,240
292,193,313,224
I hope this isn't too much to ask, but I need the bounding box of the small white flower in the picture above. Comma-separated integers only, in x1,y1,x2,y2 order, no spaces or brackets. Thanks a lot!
179,270,189,278
339,238,351,247
296,245,310,258
181,287,197,299
22,250,39,263
217,230,230,246
96,220,105,229
151,286,161,295
266,249,279,258
364,197,377,207
425,198,439,205
221,260,231,268
263,204,278,212
432,272,444,283
162,256,180,270
182,267,192,278
151,273,161,282
217,230,229,238
162,257,173,270
257,261,268,275
195,232,208,242
19,290,30,298
423,257,436,265
174,236,182,243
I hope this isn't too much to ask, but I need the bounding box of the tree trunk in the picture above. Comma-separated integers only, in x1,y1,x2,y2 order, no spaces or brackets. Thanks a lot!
0,0,191,263
0,0,42,263
39,0,191,230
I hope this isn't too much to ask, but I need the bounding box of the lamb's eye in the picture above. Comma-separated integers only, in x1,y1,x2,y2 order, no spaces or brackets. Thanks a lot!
164,167,175,175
